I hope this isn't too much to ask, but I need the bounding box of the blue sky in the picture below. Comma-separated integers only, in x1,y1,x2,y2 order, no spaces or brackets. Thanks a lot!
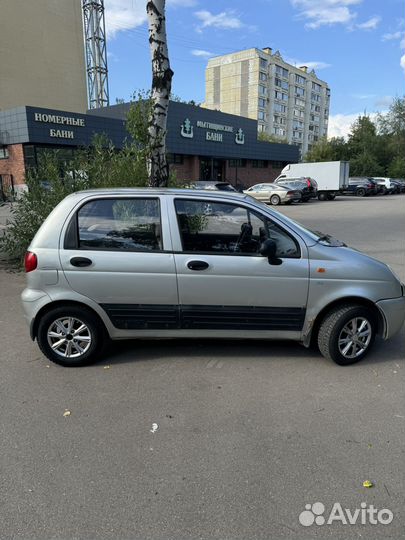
104,0,405,137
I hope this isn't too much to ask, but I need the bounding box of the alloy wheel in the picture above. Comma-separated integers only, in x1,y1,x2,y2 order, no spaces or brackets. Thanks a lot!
338,317,372,359
47,317,92,358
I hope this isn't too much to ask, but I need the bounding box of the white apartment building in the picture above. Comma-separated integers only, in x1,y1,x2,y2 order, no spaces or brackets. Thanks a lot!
203,47,330,156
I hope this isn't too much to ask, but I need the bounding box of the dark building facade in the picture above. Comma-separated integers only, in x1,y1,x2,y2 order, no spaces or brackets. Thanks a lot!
0,101,299,197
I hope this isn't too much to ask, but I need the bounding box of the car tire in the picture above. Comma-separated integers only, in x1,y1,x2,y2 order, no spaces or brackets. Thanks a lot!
356,188,366,197
318,193,328,201
37,305,106,367
270,195,281,205
317,304,377,365
327,194,336,200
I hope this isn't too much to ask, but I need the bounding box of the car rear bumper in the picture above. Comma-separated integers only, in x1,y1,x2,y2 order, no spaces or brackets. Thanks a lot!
376,296,405,340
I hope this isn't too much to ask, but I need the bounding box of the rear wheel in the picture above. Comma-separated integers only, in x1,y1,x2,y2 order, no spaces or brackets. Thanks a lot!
327,193,336,200
318,193,328,201
356,188,366,197
37,306,105,367
318,304,376,365
270,194,281,206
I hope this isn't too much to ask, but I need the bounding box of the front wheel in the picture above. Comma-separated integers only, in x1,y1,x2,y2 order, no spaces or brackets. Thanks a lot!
356,188,366,197
317,304,376,365
37,306,105,367
270,194,281,205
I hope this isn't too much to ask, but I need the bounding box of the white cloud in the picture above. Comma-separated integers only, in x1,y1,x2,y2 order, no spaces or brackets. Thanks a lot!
382,30,401,41
191,49,215,58
104,0,196,38
104,0,147,38
284,56,331,70
328,112,378,139
290,0,362,29
401,54,405,74
194,10,243,31
356,16,381,30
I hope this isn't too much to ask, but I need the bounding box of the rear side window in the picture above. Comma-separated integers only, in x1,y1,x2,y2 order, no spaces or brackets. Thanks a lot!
77,198,162,251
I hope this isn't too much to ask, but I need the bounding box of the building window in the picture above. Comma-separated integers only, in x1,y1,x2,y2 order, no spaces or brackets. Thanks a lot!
312,82,321,92
275,65,288,78
271,161,285,169
260,58,268,70
258,123,266,132
311,93,321,102
167,153,184,164
311,104,321,112
258,111,266,121
295,86,305,96
295,74,306,85
272,127,286,136
293,109,304,118
293,131,303,139
274,90,288,101
295,97,305,107
273,115,286,125
259,85,267,96
275,78,288,90
293,120,304,130
0,147,9,159
228,159,247,168
251,160,268,168
273,103,287,113
259,72,267,81
258,98,266,108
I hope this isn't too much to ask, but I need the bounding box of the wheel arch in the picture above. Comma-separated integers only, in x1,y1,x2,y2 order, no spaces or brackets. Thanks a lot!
31,300,108,341
307,296,384,347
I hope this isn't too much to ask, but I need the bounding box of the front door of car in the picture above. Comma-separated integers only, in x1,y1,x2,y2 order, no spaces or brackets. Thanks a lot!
59,196,179,329
169,197,310,333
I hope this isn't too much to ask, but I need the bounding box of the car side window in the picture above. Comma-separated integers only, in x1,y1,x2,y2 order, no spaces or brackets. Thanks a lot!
175,199,300,257
77,198,162,251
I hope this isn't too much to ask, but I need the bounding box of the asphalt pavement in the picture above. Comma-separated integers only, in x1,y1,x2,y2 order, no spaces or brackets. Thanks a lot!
0,195,404,540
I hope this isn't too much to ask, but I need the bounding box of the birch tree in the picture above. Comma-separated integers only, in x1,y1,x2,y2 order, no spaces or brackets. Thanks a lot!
146,0,173,187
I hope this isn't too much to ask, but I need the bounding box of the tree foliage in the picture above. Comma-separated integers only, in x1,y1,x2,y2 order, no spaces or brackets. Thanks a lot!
305,96,405,177
257,132,288,144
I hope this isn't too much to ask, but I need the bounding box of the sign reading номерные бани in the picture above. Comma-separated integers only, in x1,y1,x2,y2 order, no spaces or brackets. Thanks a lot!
181,118,245,145
34,112,86,140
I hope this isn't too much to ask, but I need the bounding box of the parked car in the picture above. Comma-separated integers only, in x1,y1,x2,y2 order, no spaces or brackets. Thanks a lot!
22,189,405,367
188,181,237,192
372,177,395,195
244,183,302,205
274,178,312,202
389,179,404,194
393,179,405,193
342,178,377,197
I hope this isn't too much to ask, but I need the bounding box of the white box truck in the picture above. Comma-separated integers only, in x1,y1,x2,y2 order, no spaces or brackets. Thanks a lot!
276,161,350,200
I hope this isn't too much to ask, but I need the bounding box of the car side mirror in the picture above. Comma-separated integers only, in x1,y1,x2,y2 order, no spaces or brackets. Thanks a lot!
259,239,282,265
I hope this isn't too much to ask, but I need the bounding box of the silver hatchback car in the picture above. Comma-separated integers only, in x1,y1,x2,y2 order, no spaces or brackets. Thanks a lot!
22,189,405,367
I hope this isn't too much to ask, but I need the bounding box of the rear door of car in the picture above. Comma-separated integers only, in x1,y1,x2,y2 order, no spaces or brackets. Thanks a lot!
168,195,309,335
59,195,179,330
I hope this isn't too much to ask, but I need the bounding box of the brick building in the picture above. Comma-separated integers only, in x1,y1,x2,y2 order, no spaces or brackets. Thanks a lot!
0,101,299,198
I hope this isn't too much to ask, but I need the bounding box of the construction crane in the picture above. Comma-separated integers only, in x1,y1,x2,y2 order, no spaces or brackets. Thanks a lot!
82,0,109,109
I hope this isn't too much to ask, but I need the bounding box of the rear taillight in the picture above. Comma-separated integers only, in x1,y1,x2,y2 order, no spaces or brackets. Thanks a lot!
24,251,37,273
306,178,311,187
286,190,294,195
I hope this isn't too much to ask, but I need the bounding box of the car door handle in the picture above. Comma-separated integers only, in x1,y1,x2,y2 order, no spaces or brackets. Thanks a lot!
70,256,92,267
187,260,209,271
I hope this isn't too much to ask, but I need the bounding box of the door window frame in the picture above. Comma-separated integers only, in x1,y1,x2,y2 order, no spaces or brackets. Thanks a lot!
172,197,302,258
62,196,168,253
